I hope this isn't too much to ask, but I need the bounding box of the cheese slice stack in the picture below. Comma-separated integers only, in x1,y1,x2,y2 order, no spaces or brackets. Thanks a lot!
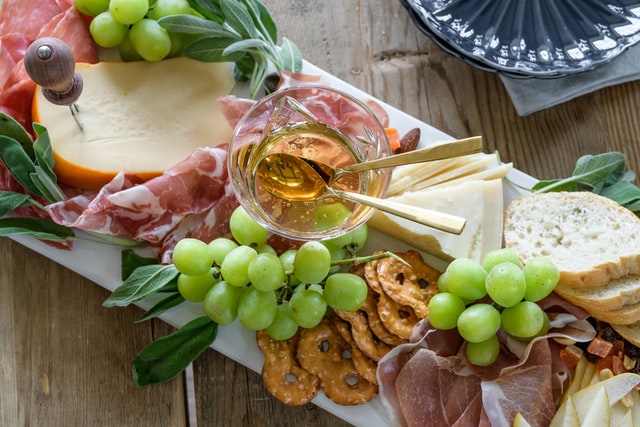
369,179,504,262
33,57,235,190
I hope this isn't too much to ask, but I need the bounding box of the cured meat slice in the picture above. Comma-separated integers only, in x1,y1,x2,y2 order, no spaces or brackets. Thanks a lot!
46,147,233,262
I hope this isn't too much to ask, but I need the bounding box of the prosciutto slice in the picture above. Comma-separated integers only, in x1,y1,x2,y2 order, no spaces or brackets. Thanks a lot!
378,309,597,427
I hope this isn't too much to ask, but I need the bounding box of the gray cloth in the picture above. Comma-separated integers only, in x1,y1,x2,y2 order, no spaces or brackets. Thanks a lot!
500,43,640,116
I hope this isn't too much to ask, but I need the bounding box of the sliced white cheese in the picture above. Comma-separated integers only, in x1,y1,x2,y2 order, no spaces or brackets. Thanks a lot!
368,179,504,262
34,57,235,189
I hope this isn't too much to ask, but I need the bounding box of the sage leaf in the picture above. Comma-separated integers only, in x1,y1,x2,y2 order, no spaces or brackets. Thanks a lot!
280,37,303,72
222,38,269,55
158,14,238,37
599,179,640,206
32,123,56,176
121,249,160,280
249,55,268,98
132,316,218,386
0,113,34,159
186,0,224,22
104,264,179,307
30,166,66,203
184,36,249,62
0,217,75,241
0,136,42,196
136,293,186,323
243,0,277,43
0,190,33,217
221,0,258,38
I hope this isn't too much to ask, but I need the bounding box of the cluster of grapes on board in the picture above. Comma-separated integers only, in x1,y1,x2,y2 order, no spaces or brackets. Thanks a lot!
429,248,560,366
171,206,370,341
74,0,194,61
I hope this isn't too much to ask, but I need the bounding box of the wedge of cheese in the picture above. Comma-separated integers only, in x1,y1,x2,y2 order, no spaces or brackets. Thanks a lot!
32,57,235,190
368,179,504,262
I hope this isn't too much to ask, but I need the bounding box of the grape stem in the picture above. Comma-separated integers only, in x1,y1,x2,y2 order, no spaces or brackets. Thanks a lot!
330,250,411,268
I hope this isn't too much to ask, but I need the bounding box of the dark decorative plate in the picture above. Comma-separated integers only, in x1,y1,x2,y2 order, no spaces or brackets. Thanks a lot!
401,0,640,77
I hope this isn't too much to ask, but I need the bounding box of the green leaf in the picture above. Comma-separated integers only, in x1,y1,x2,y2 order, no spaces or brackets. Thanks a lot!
121,249,160,280
30,166,66,203
0,113,35,159
184,36,250,62
104,264,180,307
280,37,303,72
221,0,258,38
242,0,277,43
32,123,55,174
0,136,42,196
533,152,626,193
0,217,75,241
599,179,640,206
186,0,224,22
158,14,239,37
136,293,186,323
132,316,218,386
0,190,33,217
222,38,268,55
249,55,268,98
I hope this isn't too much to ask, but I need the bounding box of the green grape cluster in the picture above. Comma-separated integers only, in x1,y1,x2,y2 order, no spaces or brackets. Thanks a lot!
172,206,370,341
75,0,194,61
429,248,560,367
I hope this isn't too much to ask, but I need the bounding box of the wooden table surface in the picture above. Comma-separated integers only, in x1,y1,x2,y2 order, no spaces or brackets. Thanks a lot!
2,1,640,426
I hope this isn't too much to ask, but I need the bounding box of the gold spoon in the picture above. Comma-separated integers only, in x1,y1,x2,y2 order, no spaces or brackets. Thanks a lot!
294,135,482,186
255,153,467,234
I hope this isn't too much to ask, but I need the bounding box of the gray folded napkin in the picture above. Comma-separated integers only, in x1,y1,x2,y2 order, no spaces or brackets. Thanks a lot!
500,43,640,116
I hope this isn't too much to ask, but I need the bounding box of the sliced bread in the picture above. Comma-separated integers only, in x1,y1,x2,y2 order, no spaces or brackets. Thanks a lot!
503,191,640,288
587,301,640,326
553,275,640,312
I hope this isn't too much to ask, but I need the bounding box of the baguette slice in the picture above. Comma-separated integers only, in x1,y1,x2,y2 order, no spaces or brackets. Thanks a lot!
504,192,640,288
553,275,640,312
587,301,640,326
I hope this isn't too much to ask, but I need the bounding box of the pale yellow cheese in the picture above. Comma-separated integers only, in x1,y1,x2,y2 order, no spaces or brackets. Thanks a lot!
33,57,235,189
368,179,504,262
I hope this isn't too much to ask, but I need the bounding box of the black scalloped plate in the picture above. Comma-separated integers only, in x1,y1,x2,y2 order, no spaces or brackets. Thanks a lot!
402,0,640,77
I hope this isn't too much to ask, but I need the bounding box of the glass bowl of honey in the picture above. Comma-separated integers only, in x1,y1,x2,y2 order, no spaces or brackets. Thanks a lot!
228,85,392,241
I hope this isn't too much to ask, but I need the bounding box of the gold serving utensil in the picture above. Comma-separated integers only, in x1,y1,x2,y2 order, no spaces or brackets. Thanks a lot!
296,135,482,186
255,152,468,234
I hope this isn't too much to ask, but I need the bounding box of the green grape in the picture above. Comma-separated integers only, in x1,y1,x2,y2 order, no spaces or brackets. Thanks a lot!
208,237,239,266
437,271,449,293
89,11,129,48
485,262,526,308
457,303,501,343
324,243,347,274
177,271,217,302
314,202,351,230
220,245,257,287
522,256,560,302
293,241,331,284
323,232,352,250
237,287,277,330
348,223,368,253
118,32,143,62
255,243,277,255
323,273,367,312
306,283,324,294
74,0,110,16
109,0,149,25
288,289,327,328
172,238,215,276
147,0,192,19
229,206,268,246
466,335,500,366
202,280,243,325
129,18,171,62
501,301,547,339
247,253,285,292
483,247,521,272
266,304,299,341
279,249,300,286
427,292,466,330
445,258,488,301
